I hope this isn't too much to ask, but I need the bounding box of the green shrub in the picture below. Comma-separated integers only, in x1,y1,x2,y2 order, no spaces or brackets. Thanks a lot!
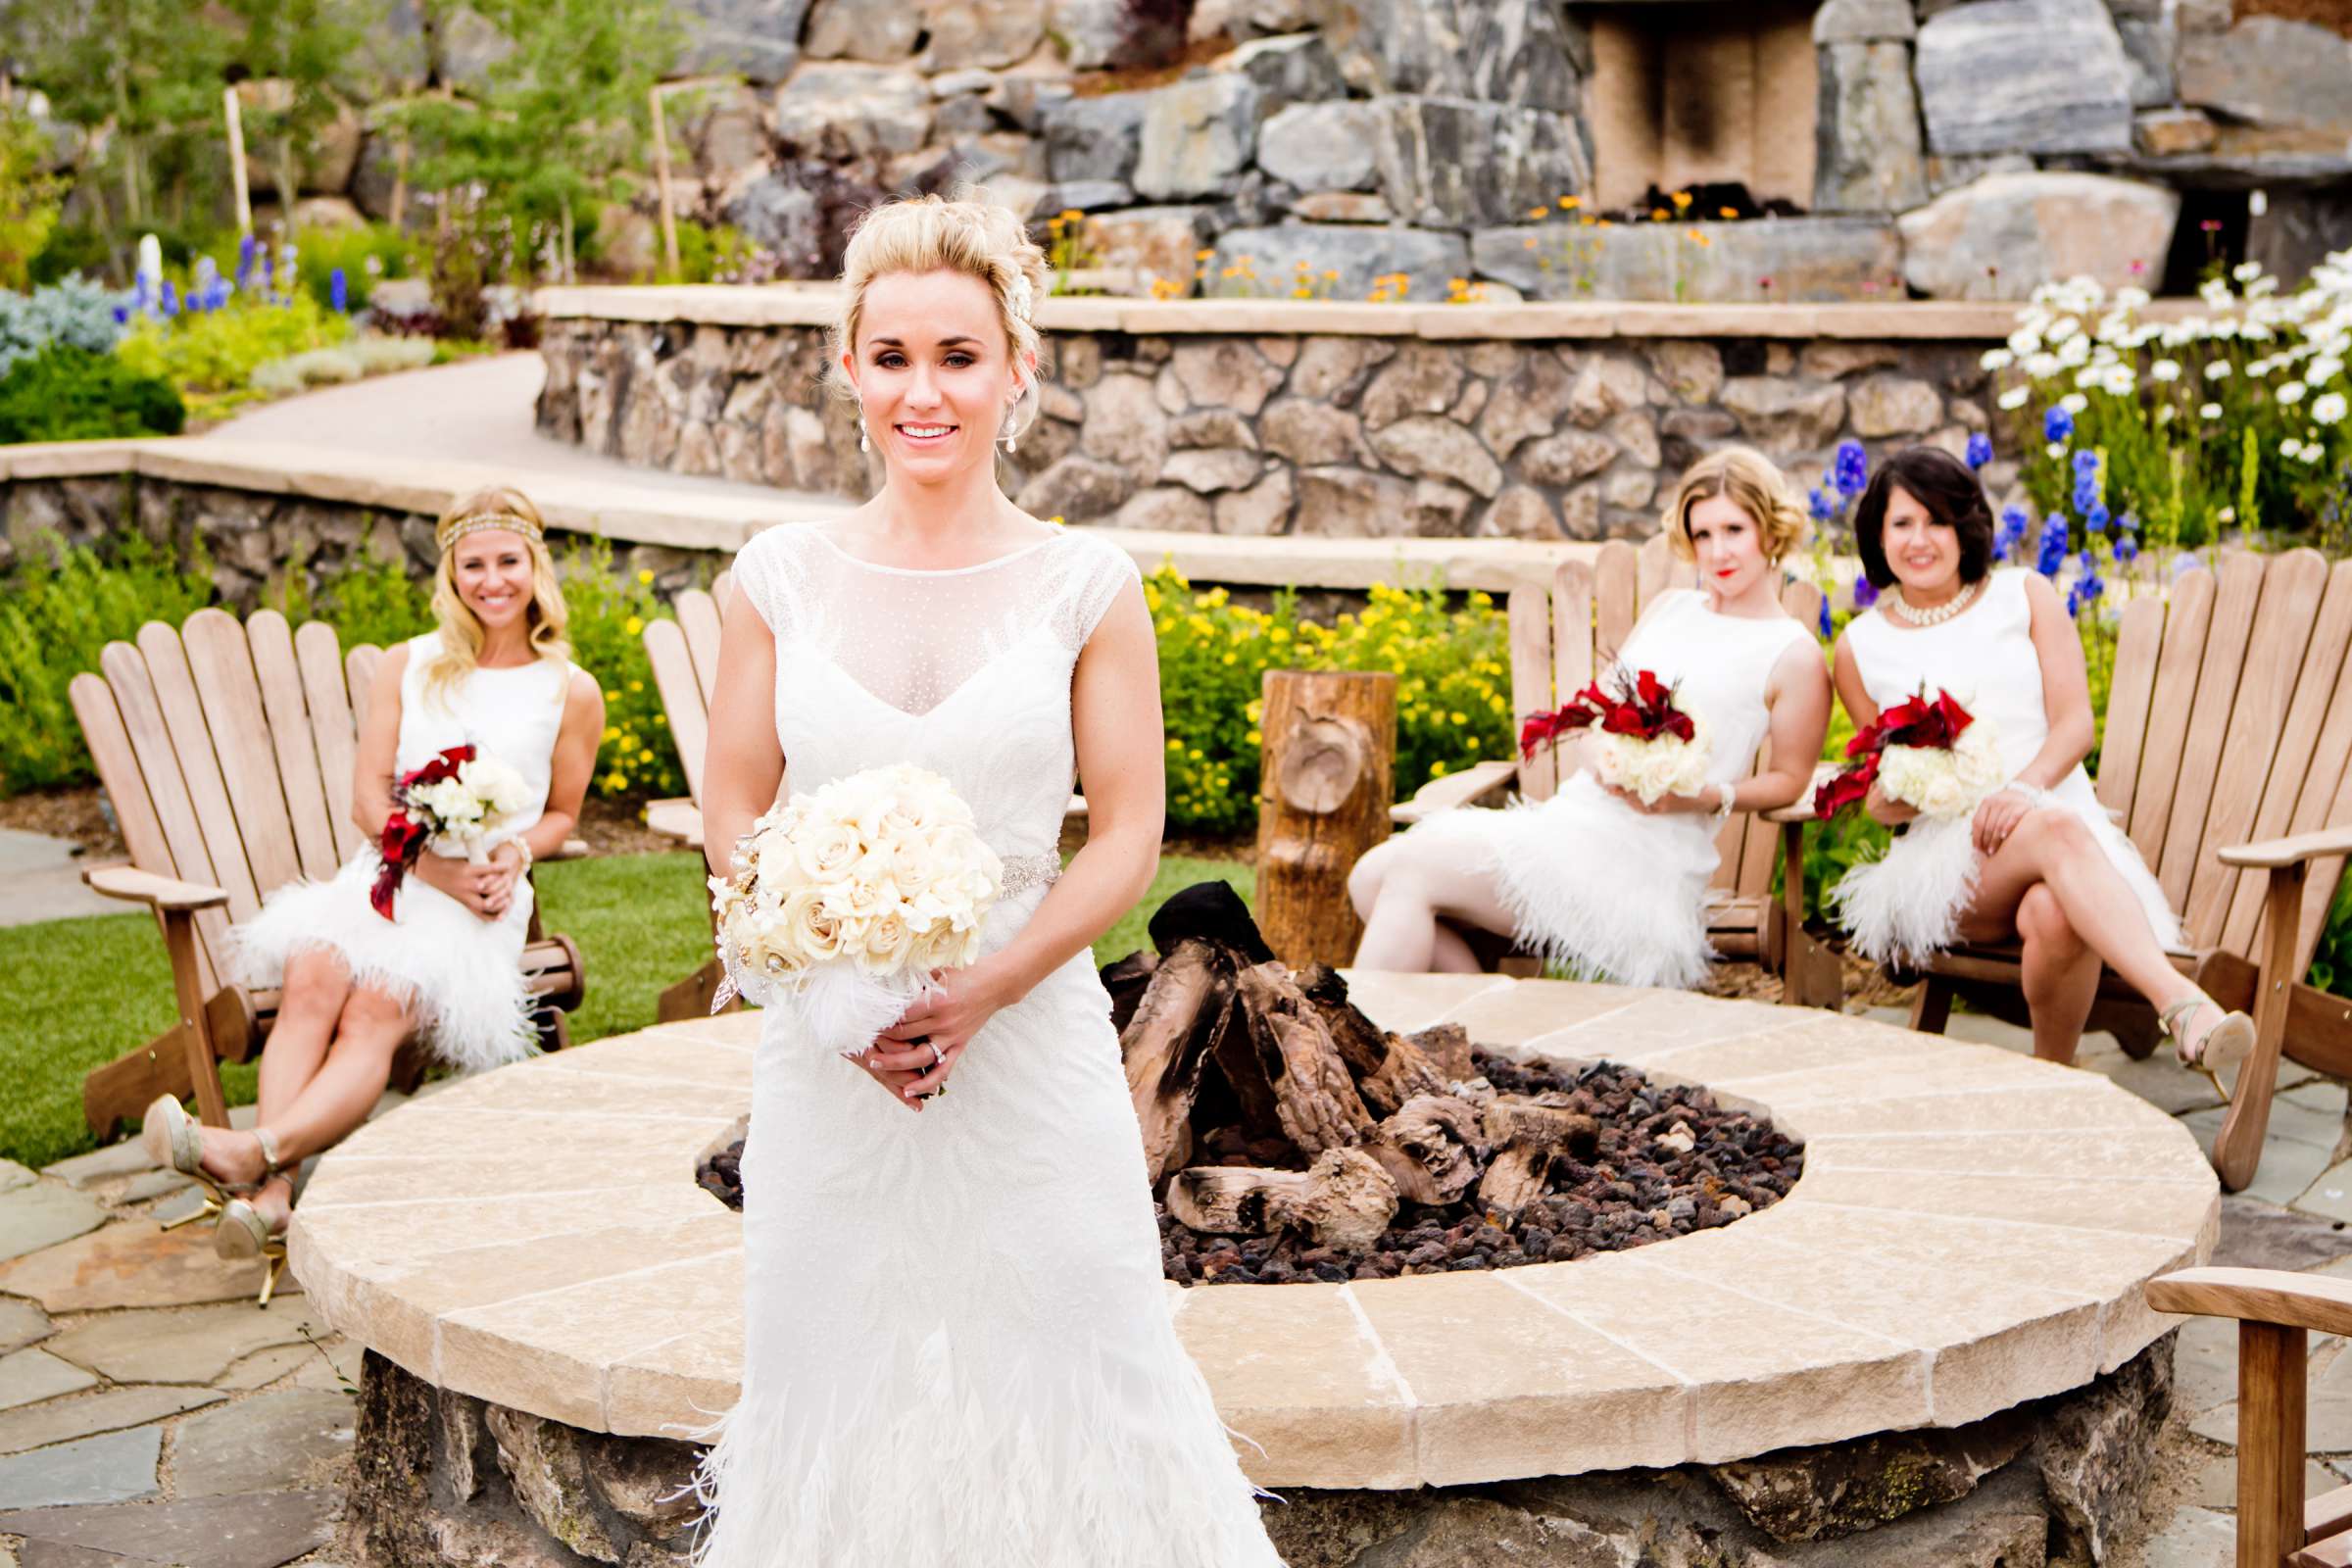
0,533,214,794
559,540,689,802
0,274,134,377
288,222,428,314
664,219,758,284
0,344,185,442
115,290,350,403
268,534,436,654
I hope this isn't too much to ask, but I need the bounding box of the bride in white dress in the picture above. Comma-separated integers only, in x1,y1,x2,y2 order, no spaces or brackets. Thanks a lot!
1350,448,1832,985
692,195,1284,1566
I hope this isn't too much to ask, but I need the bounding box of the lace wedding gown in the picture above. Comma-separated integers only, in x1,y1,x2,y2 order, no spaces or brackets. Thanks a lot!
693,525,1284,1568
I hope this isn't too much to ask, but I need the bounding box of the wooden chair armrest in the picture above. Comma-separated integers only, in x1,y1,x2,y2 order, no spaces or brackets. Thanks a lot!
2219,824,2352,870
543,838,592,862
1765,765,1838,825
1065,792,1088,820
81,864,230,913
644,798,704,847
2146,1267,2352,1338
1392,759,1519,826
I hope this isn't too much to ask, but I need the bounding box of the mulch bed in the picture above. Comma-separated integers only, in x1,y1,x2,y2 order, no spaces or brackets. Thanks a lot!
1154,1049,1801,1287
0,785,124,860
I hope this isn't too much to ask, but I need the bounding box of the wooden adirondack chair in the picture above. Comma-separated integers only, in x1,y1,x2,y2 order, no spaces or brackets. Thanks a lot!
68,608,589,1140
1884,549,2352,1194
2146,1266,2352,1566
1393,535,1843,1007
642,562,1093,1022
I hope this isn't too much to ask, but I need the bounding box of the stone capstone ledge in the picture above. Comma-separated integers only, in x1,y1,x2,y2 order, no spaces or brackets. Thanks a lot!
289,975,2218,1501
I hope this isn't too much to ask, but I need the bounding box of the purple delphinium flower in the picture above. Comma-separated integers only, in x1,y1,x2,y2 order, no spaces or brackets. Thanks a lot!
1833,439,1869,498
2072,449,2099,478
236,233,257,292
1808,487,1838,524
2067,554,2106,618
1995,504,2031,563
111,305,128,325
159,280,177,318
2171,550,2204,580
1965,432,1993,470
330,267,348,314
1852,576,1879,610
2115,532,2140,565
2085,502,2111,534
2044,406,2075,443
2036,515,2070,576
1817,596,1832,639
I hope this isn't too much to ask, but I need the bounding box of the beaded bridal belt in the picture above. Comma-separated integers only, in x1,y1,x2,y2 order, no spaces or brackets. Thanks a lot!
1001,852,1062,898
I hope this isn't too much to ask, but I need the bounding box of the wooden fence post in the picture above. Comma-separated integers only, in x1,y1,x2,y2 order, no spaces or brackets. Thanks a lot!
1255,669,1396,969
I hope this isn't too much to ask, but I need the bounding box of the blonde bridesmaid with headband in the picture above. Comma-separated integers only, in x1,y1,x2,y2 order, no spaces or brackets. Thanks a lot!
140,486,604,1271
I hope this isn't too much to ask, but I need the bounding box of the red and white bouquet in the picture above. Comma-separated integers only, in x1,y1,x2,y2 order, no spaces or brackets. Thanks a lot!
370,744,534,918
1814,688,2004,822
709,763,1004,1050
1519,666,1713,806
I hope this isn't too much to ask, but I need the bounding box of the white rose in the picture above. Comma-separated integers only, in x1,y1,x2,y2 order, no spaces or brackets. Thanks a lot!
856,907,917,975
796,818,864,883
780,885,844,963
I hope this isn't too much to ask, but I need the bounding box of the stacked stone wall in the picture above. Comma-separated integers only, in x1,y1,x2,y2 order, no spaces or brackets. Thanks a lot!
536,315,2004,538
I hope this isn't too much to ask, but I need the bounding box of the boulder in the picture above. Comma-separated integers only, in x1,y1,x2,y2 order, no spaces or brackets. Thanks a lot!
1370,97,1592,230
1293,466,1421,537
1360,344,1467,429
723,172,823,266
1034,179,1134,219
1915,0,2133,156
432,4,513,90
1924,151,2034,198
1162,448,1269,493
1473,217,1900,303
2034,1338,2172,1562
1209,223,1469,305
1195,0,1320,43
1115,487,1215,531
1368,416,1503,497
2178,19,2352,133
1170,340,1286,416
1017,455,1137,519
1221,33,1348,112
1043,91,1152,185
677,0,808,80
770,66,932,159
1079,371,1172,474
1135,75,1260,202
920,0,1047,69
1847,374,1942,436
1720,378,1849,451
1290,191,1396,222
1048,0,1184,70
1316,0,1581,111
1516,428,1619,486
2117,16,2177,108
990,76,1074,132
1813,0,1915,42
1214,467,1297,534
679,87,772,187
1645,342,1725,406
1256,102,1380,194
1475,350,1575,461
1261,399,1370,465
2134,107,2218,157
2249,187,2352,287
1478,487,1565,540
1896,172,2180,300
1815,42,1929,215
1087,205,1214,293
802,0,919,60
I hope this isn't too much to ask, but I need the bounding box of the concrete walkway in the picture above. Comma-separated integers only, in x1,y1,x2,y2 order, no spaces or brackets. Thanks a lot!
0,833,114,928
207,352,851,514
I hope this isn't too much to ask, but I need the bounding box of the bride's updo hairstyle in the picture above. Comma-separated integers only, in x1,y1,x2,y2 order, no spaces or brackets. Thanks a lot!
1662,446,1811,564
1851,445,1997,591
833,192,1054,447
421,484,570,706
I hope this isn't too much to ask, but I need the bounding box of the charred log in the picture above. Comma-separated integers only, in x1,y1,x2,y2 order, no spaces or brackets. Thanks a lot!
1363,1095,1486,1206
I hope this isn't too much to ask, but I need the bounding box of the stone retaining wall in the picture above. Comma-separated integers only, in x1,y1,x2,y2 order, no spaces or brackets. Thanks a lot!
346,1338,2171,1568
535,304,2009,539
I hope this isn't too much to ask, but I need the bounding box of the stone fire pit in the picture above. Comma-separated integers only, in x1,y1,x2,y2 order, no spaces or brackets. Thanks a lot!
290,975,2218,1567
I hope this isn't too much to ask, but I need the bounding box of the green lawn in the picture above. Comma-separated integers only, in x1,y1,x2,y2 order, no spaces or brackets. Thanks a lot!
0,850,1251,1170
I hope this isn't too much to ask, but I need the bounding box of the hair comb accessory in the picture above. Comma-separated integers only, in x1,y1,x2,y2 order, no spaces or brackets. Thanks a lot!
437,511,546,553
1004,271,1034,323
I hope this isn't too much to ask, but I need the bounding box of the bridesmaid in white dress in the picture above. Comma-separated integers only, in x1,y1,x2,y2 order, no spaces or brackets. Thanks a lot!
1350,447,1833,986
141,487,604,1266
693,195,1283,1566
1830,444,2254,1078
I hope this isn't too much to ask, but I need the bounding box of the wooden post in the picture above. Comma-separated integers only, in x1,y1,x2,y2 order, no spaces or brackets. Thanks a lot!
650,84,681,279
1255,669,1396,969
2237,1319,2309,1564
223,86,252,237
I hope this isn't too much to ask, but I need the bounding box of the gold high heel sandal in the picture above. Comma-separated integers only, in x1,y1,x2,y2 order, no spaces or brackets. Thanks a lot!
211,1126,288,1308
139,1095,245,1233
2165,993,2256,1100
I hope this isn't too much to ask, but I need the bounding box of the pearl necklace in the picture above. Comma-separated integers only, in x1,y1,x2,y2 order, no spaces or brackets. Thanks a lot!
1888,578,1981,627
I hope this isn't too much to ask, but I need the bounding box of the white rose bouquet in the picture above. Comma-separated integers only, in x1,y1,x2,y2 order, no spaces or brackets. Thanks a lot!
1813,688,2004,822
709,763,1004,1054
1519,666,1714,807
370,745,536,918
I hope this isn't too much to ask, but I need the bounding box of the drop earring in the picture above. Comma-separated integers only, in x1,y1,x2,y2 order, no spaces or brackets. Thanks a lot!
858,403,869,453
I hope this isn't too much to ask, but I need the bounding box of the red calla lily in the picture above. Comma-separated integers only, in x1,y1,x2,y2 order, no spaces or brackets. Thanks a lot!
368,745,476,920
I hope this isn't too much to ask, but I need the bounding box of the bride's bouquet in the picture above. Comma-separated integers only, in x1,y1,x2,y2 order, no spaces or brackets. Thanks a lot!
1520,666,1713,806
370,744,535,917
1814,688,2004,821
708,763,1004,1052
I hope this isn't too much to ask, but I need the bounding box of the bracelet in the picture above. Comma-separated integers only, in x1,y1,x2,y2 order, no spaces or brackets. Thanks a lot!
511,836,534,876
1713,781,1737,820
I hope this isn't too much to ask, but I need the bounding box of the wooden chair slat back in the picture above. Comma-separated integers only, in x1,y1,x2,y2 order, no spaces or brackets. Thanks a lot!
712,568,736,615
2094,595,2167,819
69,669,222,997
2155,552,2268,911
133,621,265,929
346,645,384,738
676,587,725,710
94,641,233,991
2182,551,2331,949
1508,584,1558,801
295,620,365,862
181,609,305,903
1637,533,1684,602
246,612,341,882
644,617,711,807
1592,541,1640,660
2125,566,2217,862
2228,557,2352,966
1549,559,1596,702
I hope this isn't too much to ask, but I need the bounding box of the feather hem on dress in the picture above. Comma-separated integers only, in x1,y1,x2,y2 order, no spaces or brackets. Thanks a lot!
687,1328,1283,1568
227,854,539,1074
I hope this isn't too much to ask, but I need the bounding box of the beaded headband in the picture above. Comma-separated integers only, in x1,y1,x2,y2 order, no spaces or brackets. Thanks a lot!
437,511,545,553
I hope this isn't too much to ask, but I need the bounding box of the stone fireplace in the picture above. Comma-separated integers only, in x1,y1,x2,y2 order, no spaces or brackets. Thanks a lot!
1579,0,1822,214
